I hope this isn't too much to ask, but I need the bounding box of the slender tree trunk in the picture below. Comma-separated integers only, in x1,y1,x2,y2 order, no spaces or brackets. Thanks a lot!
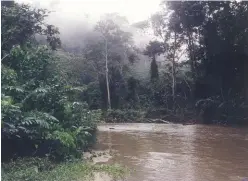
187,31,196,102
172,62,175,102
172,32,177,107
105,40,111,109
245,59,248,103
187,32,195,75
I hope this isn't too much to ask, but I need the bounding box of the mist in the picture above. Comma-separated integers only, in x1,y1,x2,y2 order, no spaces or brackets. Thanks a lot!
16,0,161,50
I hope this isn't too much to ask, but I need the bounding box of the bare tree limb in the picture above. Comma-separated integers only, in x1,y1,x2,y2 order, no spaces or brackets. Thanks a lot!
1,54,9,61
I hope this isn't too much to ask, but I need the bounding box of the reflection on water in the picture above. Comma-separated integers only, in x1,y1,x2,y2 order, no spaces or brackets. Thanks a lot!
95,123,248,181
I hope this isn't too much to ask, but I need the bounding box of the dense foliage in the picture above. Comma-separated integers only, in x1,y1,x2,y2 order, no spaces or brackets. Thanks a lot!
78,1,248,125
1,2,100,161
164,1,248,124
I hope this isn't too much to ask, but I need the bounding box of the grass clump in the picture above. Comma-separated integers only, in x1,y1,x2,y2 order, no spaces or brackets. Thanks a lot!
2,158,129,181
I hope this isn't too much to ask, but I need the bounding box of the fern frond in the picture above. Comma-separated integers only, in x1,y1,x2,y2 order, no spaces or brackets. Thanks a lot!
22,87,51,104
2,86,25,98
64,86,87,93
22,117,48,129
22,111,59,129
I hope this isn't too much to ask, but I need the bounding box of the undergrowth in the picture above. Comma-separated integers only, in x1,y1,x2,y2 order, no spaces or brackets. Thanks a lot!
2,158,129,181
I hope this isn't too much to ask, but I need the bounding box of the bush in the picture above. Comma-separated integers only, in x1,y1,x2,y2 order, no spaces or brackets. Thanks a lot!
104,109,145,122
145,108,168,118
195,96,248,125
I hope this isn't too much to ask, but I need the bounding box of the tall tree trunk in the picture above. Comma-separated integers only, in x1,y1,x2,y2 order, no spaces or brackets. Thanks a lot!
187,32,195,75
105,40,111,109
245,59,248,103
172,32,177,107
172,61,175,103
187,31,196,102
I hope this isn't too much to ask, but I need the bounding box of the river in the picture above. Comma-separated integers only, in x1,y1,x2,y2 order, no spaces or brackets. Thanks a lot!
95,123,248,181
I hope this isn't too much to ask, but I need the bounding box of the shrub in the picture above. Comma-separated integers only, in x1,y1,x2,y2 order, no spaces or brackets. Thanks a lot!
195,96,248,125
145,108,168,118
104,109,145,122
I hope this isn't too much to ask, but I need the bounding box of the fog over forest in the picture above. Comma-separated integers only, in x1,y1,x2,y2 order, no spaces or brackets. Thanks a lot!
15,0,170,80
17,0,160,49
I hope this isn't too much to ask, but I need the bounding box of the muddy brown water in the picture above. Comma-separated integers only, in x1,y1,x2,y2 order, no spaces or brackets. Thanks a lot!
95,123,248,181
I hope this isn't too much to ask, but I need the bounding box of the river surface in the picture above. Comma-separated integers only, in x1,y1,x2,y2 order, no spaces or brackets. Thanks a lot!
95,123,248,181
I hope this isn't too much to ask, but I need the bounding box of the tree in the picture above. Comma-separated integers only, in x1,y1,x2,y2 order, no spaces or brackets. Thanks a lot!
150,56,159,80
1,2,61,58
95,20,112,109
144,41,163,80
165,1,205,78
151,12,184,104
86,15,134,109
164,1,248,100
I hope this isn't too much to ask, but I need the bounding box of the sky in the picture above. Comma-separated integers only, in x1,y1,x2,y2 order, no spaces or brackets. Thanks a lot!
17,0,162,24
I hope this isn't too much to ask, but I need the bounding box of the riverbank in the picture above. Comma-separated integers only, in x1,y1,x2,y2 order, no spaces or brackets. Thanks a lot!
103,108,196,124
103,108,248,126
2,155,128,181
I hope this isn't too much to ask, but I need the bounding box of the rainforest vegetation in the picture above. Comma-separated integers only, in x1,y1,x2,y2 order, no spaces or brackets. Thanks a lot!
1,0,248,180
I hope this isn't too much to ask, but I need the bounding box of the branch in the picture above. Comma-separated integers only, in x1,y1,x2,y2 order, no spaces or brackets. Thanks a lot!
183,76,192,93
1,54,9,61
